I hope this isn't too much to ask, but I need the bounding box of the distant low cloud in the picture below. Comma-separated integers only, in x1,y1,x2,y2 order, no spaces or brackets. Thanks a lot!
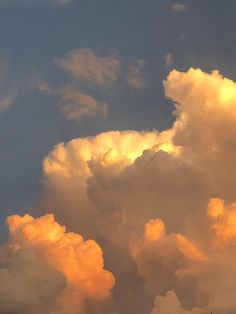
126,59,146,90
172,3,188,12
57,49,120,86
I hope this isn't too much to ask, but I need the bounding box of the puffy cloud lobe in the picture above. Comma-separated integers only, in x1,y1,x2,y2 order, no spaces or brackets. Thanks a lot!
57,49,120,86
42,129,179,232
207,197,236,246
0,213,115,314
144,219,165,242
43,130,171,180
132,199,236,314
130,218,207,303
0,249,66,314
151,291,206,314
164,68,236,199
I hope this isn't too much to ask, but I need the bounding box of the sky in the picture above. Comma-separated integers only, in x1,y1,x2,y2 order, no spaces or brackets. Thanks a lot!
1,1,236,314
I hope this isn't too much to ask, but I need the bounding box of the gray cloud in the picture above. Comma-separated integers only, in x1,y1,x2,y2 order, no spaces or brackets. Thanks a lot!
172,3,188,12
126,59,146,90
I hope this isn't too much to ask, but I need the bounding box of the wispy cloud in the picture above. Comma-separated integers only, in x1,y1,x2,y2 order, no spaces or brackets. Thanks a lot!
126,59,146,90
164,52,174,68
40,49,148,124
0,0,73,6
0,57,39,112
59,86,108,121
56,48,120,86
171,3,188,12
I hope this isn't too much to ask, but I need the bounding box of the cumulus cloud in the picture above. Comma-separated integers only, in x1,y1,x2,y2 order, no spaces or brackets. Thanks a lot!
130,218,207,306
57,49,120,86
0,213,114,314
22,67,236,313
207,197,236,246
151,291,206,314
0,249,66,314
126,59,146,90
172,3,188,12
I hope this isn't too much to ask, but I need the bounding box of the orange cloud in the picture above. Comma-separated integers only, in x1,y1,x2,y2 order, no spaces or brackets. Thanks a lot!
5,213,115,314
37,67,236,313
207,198,236,246
144,219,165,242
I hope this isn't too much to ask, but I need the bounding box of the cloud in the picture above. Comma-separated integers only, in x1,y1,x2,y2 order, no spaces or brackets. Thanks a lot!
164,53,174,68
0,213,115,314
126,59,146,90
0,0,73,6
59,86,108,121
151,291,206,314
26,67,236,313
0,249,66,314
56,49,120,86
40,49,147,125
172,3,188,12
130,218,207,301
38,82,108,122
0,92,18,111
207,197,236,246
0,57,39,112
51,0,72,6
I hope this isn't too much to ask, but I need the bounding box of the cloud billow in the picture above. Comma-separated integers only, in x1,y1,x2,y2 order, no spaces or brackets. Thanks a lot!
3,67,236,313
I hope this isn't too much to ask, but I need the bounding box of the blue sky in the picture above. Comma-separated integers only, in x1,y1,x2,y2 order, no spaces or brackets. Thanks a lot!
1,0,236,234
